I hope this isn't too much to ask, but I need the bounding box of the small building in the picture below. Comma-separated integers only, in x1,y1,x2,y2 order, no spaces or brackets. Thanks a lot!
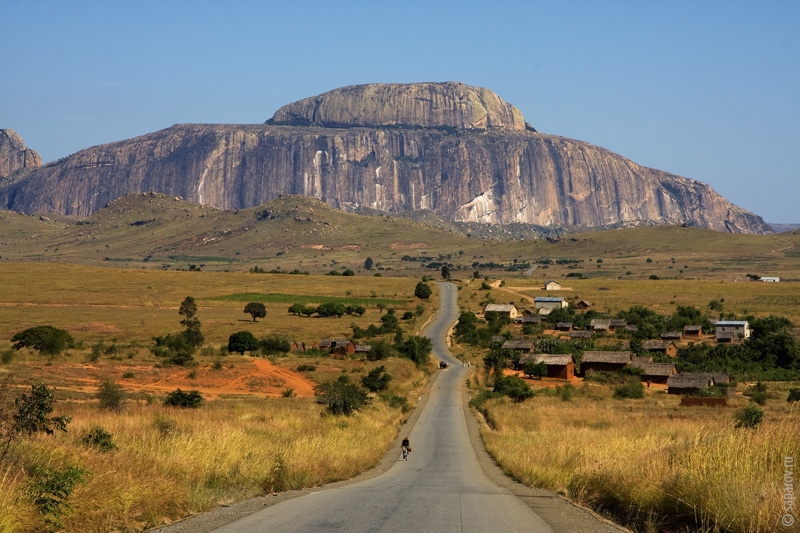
314,339,333,350
520,353,575,380
660,331,683,341
490,335,507,344
533,297,568,310
556,322,573,332
683,325,703,338
502,340,533,353
580,351,632,375
544,280,562,291
569,330,593,339
641,339,678,357
715,321,750,341
517,315,541,325
630,355,654,365
760,276,780,282
609,319,628,331
330,339,356,356
630,362,677,385
576,300,592,310
354,344,372,354
590,319,611,332
667,373,714,395
484,303,519,319
291,340,306,351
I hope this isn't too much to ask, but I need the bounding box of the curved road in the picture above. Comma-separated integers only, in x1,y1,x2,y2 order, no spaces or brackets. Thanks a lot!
159,283,624,533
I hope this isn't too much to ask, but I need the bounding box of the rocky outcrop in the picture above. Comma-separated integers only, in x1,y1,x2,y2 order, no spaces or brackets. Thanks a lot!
0,129,41,179
0,84,771,234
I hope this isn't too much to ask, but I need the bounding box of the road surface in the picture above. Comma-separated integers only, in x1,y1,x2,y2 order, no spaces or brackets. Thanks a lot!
156,283,624,533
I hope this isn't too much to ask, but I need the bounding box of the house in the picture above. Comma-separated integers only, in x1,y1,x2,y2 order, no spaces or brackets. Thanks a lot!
629,362,677,385
533,297,568,310
609,319,628,331
667,373,715,395
580,351,632,375
683,325,703,337
544,280,562,291
576,300,592,310
760,276,780,282
630,355,654,365
641,340,677,357
517,315,541,325
660,331,683,341
313,339,333,350
354,344,372,354
330,339,356,356
715,321,750,341
520,353,575,380
556,322,573,332
590,319,611,332
570,330,593,339
484,303,519,319
502,340,533,353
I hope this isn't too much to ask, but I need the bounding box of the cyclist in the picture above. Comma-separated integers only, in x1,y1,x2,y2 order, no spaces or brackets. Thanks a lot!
401,437,410,460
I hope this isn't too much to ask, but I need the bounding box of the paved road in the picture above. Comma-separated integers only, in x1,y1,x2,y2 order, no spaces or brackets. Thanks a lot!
159,283,624,533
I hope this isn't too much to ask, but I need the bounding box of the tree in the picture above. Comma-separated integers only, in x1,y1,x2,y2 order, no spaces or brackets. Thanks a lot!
414,281,432,299
11,326,74,355
260,335,291,355
316,302,347,317
523,361,547,380
315,376,370,416
441,265,451,280
493,375,534,402
96,378,125,412
178,296,204,348
0,380,70,462
228,331,259,355
244,302,267,322
399,336,432,366
363,257,374,270
361,366,392,392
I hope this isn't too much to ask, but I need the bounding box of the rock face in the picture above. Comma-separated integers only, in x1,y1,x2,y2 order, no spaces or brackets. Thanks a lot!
0,83,771,234
270,82,527,131
0,129,41,179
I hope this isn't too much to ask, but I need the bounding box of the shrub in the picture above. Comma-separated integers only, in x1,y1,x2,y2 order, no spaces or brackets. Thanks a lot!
613,377,645,399
361,366,392,392
788,388,800,403
384,394,409,412
296,364,316,372
25,464,87,529
414,281,432,299
468,389,502,411
96,378,125,412
163,389,203,408
81,427,117,452
523,361,547,380
493,375,534,403
281,388,295,398
734,404,763,428
260,335,291,355
314,376,370,416
11,326,74,355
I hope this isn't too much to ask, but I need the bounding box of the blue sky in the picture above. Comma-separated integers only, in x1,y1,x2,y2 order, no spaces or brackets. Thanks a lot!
2,1,798,222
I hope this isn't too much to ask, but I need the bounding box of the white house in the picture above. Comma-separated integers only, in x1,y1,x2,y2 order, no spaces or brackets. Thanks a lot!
760,277,780,282
715,320,750,341
543,280,562,291
483,304,519,319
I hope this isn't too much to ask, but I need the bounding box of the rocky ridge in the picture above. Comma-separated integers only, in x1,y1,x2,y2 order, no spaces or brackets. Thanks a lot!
0,129,41,183
0,83,771,234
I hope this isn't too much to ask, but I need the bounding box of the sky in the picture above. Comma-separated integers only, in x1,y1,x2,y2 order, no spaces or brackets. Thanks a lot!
2,1,798,222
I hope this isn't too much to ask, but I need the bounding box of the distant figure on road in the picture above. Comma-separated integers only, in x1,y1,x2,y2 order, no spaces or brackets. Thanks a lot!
401,437,411,461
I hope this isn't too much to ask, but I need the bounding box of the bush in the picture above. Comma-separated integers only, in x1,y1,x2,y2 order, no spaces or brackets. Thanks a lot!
228,331,259,355
523,361,547,380
25,464,87,529
260,335,291,355
96,378,125,412
414,281,432,299
314,376,370,416
493,375,534,403
163,389,203,408
296,364,316,372
361,366,392,392
734,404,763,428
613,377,645,399
81,426,117,452
11,326,74,355
468,389,502,411
788,388,800,403
384,394,410,412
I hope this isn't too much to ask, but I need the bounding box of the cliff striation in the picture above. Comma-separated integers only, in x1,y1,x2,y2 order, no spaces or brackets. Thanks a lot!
0,129,41,181
0,83,770,234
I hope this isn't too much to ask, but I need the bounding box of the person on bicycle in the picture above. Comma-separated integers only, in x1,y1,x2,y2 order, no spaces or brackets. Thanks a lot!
401,437,410,460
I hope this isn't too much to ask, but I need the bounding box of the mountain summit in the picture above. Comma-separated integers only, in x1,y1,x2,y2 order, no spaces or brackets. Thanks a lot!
0,83,770,234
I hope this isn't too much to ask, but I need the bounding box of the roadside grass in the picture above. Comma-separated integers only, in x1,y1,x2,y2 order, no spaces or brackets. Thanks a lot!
477,389,799,533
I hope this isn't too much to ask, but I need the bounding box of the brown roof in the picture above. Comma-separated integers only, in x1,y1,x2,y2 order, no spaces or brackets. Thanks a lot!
502,340,533,351
630,362,677,377
532,354,573,366
582,351,631,364
590,319,611,330
354,344,372,352
642,340,673,351
556,322,573,329
570,331,593,339
683,325,703,333
610,319,628,327
668,373,714,389
661,331,682,340
630,355,654,364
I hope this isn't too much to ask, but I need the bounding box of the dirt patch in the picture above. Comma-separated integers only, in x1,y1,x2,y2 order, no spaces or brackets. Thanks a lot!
18,358,316,400
389,242,428,249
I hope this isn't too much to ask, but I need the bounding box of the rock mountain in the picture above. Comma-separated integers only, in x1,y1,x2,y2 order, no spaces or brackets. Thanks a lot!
0,82,771,234
0,129,41,183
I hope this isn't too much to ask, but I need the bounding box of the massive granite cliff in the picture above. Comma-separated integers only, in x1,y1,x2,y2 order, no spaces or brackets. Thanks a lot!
0,129,41,181
0,83,771,234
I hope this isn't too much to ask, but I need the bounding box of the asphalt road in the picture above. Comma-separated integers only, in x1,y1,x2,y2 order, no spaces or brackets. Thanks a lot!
155,283,625,533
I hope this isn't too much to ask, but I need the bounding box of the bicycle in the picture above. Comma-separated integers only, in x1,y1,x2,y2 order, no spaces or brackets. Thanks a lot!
402,445,409,461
